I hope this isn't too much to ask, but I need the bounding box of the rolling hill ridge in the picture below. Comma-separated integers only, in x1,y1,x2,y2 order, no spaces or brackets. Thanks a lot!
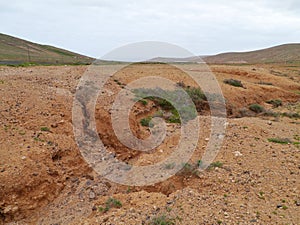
203,43,300,64
0,33,94,65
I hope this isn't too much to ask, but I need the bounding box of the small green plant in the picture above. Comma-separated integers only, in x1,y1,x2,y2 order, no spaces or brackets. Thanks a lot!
217,220,222,224
149,214,176,225
177,162,199,177
266,99,282,108
99,197,122,213
249,104,265,113
167,109,181,123
34,137,45,142
268,138,291,144
258,191,265,200
40,126,50,132
140,117,154,127
209,161,223,169
294,134,300,141
132,86,201,121
263,110,279,117
223,79,243,87
281,112,300,119
0,80,4,84
257,81,273,86
139,99,148,105
282,205,288,210
293,142,300,148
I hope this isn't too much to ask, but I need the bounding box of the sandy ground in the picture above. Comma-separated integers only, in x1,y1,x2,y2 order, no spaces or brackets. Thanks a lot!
0,64,299,224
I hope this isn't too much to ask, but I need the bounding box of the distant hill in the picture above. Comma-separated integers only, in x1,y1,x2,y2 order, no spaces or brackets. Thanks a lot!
203,44,300,64
0,33,95,65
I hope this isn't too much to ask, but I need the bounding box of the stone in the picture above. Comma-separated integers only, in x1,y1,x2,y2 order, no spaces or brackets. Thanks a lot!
89,191,96,199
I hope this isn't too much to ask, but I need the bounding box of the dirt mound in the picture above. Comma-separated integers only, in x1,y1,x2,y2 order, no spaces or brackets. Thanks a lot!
0,64,299,224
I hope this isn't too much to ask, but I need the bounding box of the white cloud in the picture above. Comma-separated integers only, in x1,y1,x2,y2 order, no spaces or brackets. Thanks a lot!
1,0,299,57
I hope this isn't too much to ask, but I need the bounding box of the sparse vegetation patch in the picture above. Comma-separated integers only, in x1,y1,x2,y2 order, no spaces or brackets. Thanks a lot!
249,104,265,113
268,138,292,144
223,79,243,87
266,99,282,108
149,214,176,225
98,197,122,213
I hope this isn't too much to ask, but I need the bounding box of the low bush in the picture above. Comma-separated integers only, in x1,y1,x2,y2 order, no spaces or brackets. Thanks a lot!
249,104,265,113
149,214,176,225
268,138,291,144
140,117,154,127
224,79,243,87
99,197,122,213
40,126,50,132
281,112,300,119
266,99,282,108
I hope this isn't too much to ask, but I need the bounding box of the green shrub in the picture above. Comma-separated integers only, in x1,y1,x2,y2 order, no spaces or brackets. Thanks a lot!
184,87,206,102
133,87,198,123
257,81,273,86
266,99,282,108
281,112,300,119
166,109,181,123
156,98,173,110
209,161,223,169
40,127,50,132
224,79,243,87
249,104,265,113
139,99,148,105
268,138,291,144
149,214,175,225
140,117,154,127
263,110,279,117
177,162,200,177
99,197,122,213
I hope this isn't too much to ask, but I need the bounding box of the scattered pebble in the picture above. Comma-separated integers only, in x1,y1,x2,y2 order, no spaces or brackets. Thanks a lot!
89,191,96,199
233,151,243,157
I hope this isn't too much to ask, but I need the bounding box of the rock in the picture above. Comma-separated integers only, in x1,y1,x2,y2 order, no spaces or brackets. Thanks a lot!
32,172,39,176
296,200,300,206
51,123,58,128
3,205,19,214
89,191,96,199
233,151,243,157
167,200,173,205
21,156,26,160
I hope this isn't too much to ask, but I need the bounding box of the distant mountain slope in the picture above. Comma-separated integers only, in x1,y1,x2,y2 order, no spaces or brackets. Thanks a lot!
203,44,300,64
0,33,94,65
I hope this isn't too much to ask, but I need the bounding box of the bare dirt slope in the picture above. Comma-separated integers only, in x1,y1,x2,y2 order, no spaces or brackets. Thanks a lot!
0,33,94,65
0,64,299,224
204,44,300,64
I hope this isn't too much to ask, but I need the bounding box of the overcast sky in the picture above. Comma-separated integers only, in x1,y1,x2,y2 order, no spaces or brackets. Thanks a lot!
1,0,300,58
